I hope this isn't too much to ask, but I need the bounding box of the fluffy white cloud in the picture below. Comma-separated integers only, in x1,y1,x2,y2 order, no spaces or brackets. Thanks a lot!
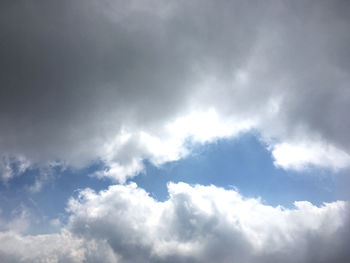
1,0,350,180
94,109,254,182
5,183,350,263
1,182,349,262
272,141,350,171
66,183,350,262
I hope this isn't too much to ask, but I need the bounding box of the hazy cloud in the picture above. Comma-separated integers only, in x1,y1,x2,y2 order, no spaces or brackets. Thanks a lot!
0,230,120,263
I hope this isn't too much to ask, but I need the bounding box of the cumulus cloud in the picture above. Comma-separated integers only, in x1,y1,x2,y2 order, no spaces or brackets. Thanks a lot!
1,0,350,181
1,182,349,263
66,182,350,263
272,141,350,171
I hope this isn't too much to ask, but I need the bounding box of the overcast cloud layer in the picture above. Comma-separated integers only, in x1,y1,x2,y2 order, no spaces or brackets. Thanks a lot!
1,0,350,181
0,182,349,263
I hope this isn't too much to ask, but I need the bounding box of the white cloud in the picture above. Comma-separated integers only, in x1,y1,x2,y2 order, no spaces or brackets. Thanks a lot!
65,182,350,263
272,141,350,171
0,182,348,262
91,108,255,182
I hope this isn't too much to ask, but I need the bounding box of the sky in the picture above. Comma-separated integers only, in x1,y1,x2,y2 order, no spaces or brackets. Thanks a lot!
0,0,350,262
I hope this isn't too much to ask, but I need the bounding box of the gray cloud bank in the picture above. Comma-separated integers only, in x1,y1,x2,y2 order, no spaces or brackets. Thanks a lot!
0,182,350,263
1,0,350,180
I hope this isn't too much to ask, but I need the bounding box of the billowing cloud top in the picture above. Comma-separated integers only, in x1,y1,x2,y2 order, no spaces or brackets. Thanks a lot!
1,0,350,181
0,182,350,262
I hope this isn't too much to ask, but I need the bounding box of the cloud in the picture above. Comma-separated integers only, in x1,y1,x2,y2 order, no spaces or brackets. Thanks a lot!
1,182,349,262
1,0,350,180
65,182,350,263
0,230,119,263
0,155,30,182
272,141,350,171
0,205,30,234
1,1,349,260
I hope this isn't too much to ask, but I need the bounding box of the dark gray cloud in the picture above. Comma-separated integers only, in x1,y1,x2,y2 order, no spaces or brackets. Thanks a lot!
1,0,350,177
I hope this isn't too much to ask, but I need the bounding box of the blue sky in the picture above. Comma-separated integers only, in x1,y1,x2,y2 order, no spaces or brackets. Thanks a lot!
134,133,339,206
0,132,344,236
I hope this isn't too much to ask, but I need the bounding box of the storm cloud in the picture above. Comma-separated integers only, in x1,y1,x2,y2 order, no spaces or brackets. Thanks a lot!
1,0,350,181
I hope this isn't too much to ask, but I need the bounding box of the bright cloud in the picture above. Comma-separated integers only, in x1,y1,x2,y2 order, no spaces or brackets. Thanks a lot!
272,142,350,171
96,109,255,182
1,183,349,263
